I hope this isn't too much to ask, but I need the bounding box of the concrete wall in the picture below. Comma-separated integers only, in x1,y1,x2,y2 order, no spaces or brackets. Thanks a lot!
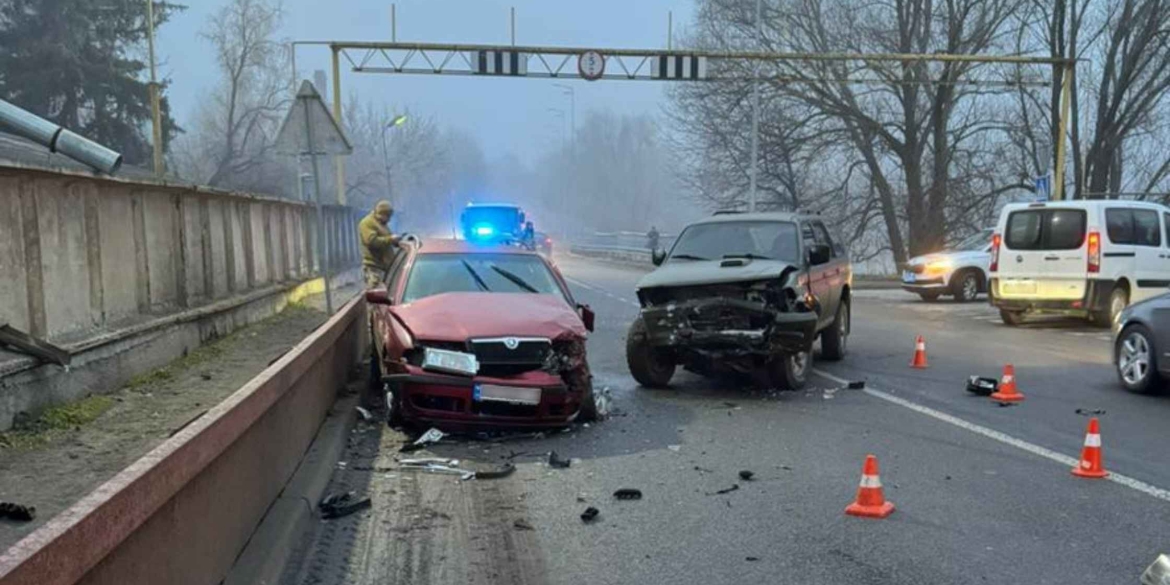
0,165,362,341
0,296,366,585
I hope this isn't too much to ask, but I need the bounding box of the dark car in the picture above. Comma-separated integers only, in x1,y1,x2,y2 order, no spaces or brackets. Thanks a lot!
1113,292,1170,393
625,212,852,391
365,239,597,429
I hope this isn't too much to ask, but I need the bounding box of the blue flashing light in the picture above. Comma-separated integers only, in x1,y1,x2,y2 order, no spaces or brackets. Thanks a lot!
473,224,495,237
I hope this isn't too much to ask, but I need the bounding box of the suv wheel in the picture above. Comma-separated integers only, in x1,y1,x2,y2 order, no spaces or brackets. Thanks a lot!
626,318,676,388
1116,325,1161,393
1000,309,1025,326
770,351,810,390
820,298,849,361
952,271,980,303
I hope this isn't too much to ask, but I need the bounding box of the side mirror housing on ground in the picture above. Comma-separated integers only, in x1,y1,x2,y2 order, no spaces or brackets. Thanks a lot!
651,249,667,266
578,304,595,332
808,244,832,266
365,288,392,305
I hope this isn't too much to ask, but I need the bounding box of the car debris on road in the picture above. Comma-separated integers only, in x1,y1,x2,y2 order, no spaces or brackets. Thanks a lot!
738,470,755,481
548,451,572,469
966,376,998,396
613,488,642,500
580,507,600,522
0,502,36,522
319,492,371,520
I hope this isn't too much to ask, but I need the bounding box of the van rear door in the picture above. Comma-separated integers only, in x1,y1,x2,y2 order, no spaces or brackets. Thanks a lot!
998,207,1087,300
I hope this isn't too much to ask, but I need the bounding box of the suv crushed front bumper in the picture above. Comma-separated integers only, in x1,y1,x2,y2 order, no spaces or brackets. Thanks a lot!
640,298,818,355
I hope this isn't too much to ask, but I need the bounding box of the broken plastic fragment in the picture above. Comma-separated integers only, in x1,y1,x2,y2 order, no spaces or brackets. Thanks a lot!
738,470,754,481
414,428,446,446
318,492,372,520
355,406,373,421
707,484,739,496
580,506,600,522
548,451,571,469
594,387,612,419
613,488,643,500
847,381,865,390
513,518,535,531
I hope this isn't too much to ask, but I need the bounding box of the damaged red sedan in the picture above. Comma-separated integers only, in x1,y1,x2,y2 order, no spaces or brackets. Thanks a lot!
366,239,597,429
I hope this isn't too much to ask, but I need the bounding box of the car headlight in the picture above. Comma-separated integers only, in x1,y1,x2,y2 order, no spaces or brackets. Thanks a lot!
925,260,953,273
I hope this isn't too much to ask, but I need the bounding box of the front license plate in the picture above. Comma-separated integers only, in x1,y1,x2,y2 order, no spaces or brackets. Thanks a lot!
476,384,541,405
1002,280,1037,295
902,271,916,283
422,347,479,376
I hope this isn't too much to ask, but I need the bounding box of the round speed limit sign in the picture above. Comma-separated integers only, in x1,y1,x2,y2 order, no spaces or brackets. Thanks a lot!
578,51,606,81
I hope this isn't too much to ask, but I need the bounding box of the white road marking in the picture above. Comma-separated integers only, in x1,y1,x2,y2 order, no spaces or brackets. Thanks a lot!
812,368,1170,503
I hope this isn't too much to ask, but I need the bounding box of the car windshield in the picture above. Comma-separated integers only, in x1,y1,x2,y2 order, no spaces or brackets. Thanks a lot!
402,253,565,302
669,221,800,264
951,229,993,252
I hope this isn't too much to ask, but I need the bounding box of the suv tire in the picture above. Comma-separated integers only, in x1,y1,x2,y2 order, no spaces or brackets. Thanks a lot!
769,351,809,390
952,271,980,303
626,318,676,388
820,298,849,361
1000,309,1025,326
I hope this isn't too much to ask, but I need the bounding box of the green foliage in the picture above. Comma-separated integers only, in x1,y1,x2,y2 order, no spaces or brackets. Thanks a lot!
0,0,186,165
0,395,114,450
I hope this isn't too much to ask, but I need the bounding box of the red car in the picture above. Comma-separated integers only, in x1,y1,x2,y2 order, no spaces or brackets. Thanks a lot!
366,239,597,429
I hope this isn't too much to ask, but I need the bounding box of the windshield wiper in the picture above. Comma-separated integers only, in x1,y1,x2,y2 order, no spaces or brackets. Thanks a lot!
489,264,539,293
723,253,773,260
670,254,708,261
460,259,491,292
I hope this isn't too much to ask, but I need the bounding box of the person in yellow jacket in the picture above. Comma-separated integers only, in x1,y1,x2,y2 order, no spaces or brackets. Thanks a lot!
359,200,401,287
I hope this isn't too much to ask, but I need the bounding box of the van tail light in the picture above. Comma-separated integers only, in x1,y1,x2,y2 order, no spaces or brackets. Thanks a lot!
990,233,1001,272
1087,231,1101,273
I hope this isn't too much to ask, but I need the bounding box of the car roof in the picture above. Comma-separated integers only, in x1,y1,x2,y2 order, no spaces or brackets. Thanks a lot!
686,211,814,226
412,238,538,255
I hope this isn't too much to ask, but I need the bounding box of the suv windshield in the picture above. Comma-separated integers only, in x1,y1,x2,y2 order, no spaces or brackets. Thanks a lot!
403,253,566,302
669,221,800,264
951,229,993,252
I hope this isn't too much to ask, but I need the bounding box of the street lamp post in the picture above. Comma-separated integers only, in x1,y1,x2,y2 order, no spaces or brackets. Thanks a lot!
552,83,575,152
546,108,567,149
747,0,763,213
380,114,408,206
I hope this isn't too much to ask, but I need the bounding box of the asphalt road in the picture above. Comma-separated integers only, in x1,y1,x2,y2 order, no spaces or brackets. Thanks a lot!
286,255,1170,585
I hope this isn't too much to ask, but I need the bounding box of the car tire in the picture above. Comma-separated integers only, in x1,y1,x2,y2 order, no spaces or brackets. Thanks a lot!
626,318,676,388
919,292,941,302
1115,324,1162,394
577,381,599,422
1000,309,1025,326
1092,286,1129,328
769,351,810,391
820,298,849,361
952,271,980,303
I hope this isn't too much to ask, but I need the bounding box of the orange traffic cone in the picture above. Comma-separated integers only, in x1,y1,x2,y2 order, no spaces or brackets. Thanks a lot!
845,454,895,519
909,336,929,369
989,364,1025,402
1072,417,1109,479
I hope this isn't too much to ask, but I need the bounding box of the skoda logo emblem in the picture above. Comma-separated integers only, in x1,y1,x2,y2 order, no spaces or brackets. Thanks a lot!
503,338,520,350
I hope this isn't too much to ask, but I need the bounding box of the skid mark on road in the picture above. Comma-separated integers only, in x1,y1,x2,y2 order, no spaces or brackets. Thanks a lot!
813,368,1170,503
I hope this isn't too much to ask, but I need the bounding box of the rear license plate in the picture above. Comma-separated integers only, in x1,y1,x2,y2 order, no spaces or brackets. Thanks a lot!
475,384,541,405
422,347,479,376
1002,280,1037,295
902,271,916,283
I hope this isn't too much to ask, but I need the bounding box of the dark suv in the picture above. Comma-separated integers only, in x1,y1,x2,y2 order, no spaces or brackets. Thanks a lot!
625,212,852,390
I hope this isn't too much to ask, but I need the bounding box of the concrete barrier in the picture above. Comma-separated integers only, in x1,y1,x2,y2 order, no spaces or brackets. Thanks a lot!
0,293,366,585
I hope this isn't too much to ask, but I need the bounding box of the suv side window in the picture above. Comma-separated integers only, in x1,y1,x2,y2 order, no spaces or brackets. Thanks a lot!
1106,209,1134,244
1132,209,1161,247
811,221,839,258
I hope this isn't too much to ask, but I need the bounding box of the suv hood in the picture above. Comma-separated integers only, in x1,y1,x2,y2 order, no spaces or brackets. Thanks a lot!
390,292,587,342
636,259,799,290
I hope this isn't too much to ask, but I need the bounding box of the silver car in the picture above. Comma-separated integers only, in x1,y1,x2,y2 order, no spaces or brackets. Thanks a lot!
1114,292,1170,393
901,229,993,302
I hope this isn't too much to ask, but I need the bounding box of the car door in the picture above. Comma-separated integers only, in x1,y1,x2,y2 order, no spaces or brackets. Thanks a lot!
1130,208,1166,302
1104,207,1139,296
800,220,833,328
811,220,846,319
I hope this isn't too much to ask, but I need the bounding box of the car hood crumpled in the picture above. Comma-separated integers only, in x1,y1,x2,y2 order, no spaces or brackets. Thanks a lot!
636,259,799,290
389,292,587,342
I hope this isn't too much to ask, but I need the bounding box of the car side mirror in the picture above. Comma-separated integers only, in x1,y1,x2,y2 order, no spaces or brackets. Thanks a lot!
365,288,392,305
808,244,831,266
577,303,595,332
651,248,667,266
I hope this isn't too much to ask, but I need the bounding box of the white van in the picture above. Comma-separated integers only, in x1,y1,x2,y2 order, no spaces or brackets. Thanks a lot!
989,200,1170,327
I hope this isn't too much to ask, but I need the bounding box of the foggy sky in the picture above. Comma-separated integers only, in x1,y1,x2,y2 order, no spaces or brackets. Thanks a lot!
159,0,695,165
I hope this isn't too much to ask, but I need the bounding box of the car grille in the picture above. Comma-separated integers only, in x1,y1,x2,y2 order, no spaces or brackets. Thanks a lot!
469,338,551,367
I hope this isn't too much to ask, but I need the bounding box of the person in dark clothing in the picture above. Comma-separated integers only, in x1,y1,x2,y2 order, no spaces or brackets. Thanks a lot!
647,226,660,251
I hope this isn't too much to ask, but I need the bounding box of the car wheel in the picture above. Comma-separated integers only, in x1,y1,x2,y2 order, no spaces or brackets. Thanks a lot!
1092,286,1129,328
919,292,941,302
626,318,676,388
1000,309,1025,326
820,298,849,361
1116,325,1161,393
577,381,599,422
952,271,980,303
770,351,810,391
